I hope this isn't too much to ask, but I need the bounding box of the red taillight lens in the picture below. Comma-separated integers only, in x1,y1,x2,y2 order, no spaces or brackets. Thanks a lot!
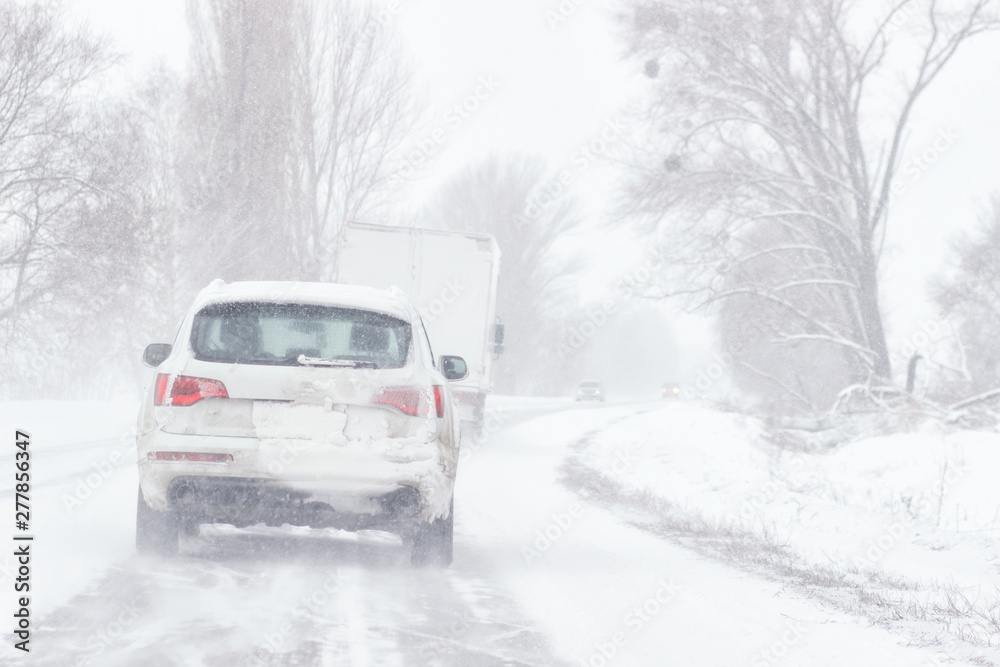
452,391,475,405
147,451,233,463
433,385,444,418
372,386,434,417
154,373,229,407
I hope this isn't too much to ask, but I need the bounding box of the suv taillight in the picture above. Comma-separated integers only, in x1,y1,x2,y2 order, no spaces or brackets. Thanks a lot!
433,385,444,418
373,386,443,418
154,374,229,407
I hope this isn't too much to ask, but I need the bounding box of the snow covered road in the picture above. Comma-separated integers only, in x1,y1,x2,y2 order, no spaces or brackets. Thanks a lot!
1,399,989,665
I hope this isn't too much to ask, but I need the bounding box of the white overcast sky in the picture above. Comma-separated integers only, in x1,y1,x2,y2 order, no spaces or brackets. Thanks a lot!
66,0,1000,367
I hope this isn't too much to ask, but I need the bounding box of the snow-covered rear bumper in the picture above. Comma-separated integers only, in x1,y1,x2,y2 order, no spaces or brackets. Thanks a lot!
137,430,455,522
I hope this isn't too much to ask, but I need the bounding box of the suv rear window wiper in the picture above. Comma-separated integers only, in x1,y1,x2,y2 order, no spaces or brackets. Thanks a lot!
296,355,377,369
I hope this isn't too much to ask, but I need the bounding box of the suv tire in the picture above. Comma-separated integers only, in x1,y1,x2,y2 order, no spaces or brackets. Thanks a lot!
136,487,179,556
409,501,454,567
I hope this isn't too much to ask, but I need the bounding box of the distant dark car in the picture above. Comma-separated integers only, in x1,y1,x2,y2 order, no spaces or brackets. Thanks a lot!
575,380,605,402
662,382,682,399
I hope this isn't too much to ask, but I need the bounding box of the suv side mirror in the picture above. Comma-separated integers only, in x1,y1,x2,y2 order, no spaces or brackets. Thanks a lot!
143,343,172,367
439,355,468,381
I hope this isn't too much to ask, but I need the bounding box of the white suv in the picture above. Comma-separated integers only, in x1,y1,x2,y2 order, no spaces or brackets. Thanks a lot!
135,280,467,566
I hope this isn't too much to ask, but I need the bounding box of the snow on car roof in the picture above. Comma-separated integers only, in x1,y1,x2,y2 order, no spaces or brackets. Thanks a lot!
191,280,417,321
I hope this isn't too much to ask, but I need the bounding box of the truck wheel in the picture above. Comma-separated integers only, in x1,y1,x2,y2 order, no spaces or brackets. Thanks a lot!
471,393,487,436
409,502,454,567
136,487,179,556
469,415,486,441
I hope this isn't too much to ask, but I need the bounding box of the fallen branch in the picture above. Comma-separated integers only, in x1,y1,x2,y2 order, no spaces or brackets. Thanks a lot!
950,388,1000,412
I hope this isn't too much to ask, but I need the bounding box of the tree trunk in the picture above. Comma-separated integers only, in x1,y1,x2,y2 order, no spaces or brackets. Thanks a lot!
856,248,891,380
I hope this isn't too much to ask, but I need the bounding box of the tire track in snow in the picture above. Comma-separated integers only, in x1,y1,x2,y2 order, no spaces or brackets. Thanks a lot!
28,526,563,665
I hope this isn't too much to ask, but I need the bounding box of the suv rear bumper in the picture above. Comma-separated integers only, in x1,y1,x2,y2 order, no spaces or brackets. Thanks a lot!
162,475,423,531
137,430,455,522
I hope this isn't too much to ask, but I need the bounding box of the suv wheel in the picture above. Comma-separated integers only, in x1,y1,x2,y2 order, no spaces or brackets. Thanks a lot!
408,501,454,567
136,487,179,556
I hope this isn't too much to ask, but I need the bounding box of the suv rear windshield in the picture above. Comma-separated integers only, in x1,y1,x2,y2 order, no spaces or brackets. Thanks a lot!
190,302,411,368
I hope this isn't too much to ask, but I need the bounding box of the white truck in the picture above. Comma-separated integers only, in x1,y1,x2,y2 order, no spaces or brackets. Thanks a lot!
335,222,503,429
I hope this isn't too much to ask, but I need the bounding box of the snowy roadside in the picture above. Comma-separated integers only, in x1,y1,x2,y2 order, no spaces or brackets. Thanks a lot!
452,400,975,667
563,400,1000,661
0,401,140,623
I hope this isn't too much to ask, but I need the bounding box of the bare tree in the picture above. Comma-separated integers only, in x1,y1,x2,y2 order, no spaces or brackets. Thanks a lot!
129,67,192,330
2,70,190,398
620,0,999,409
0,0,123,395
181,0,301,286
932,195,1000,396
0,1,111,332
293,0,415,279
419,153,584,394
180,0,415,289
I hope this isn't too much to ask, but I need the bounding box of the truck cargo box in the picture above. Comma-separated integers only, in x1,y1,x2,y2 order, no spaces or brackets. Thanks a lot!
336,222,502,427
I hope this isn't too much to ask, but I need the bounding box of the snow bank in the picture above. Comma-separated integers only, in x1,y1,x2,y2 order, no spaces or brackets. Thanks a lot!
578,402,1000,590
459,402,983,666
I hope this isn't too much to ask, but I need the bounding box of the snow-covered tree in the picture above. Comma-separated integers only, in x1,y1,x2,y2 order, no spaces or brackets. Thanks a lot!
619,0,999,410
